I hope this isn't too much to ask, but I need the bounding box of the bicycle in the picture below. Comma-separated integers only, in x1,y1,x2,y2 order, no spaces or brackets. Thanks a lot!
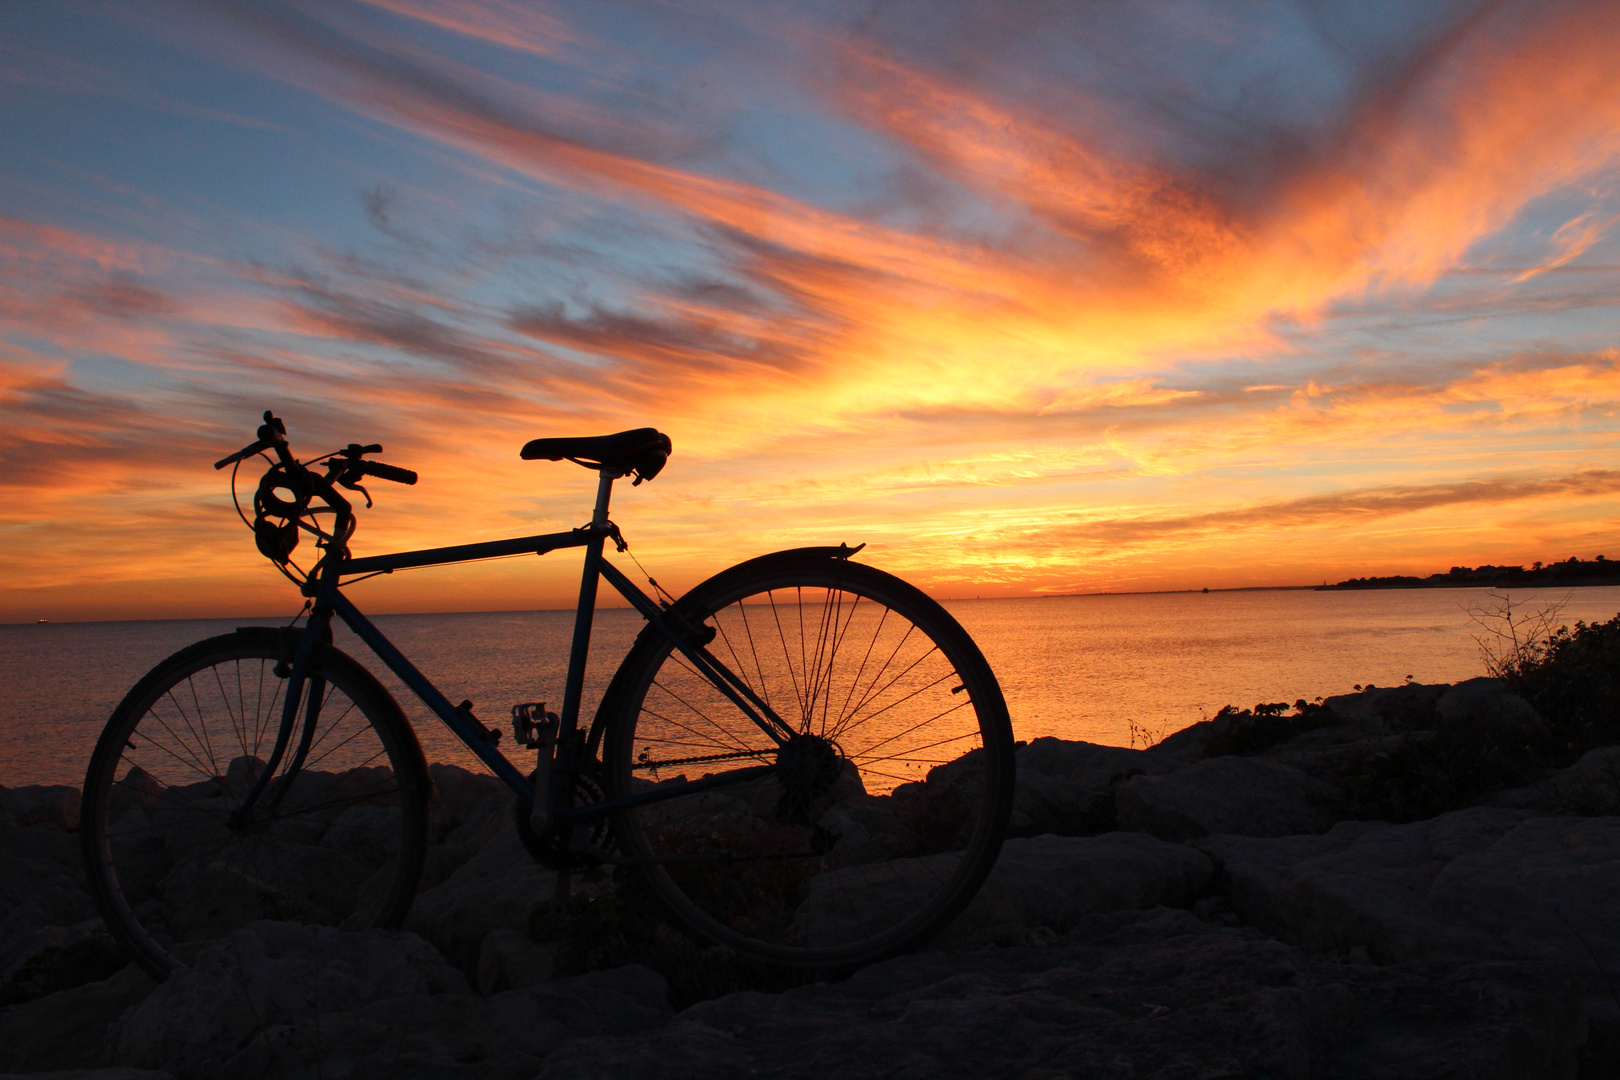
81,412,1015,979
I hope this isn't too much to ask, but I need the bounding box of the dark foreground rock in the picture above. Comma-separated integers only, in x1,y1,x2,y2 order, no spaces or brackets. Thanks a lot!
113,920,671,1080
1200,808,1620,1076
8,694,1619,1079
938,832,1213,948
537,907,1585,1080
1117,756,1345,841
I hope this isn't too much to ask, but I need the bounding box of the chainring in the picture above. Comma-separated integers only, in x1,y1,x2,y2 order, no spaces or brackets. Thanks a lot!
514,768,615,870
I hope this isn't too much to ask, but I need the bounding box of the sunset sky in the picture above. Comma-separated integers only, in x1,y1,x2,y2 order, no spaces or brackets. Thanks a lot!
4,0,1620,622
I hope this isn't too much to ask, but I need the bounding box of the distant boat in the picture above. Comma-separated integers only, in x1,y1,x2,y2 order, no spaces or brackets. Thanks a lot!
36,618,48,623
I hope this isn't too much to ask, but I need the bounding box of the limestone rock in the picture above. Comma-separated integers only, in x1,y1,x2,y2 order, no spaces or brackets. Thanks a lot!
417,790,512,893
475,926,556,994
536,908,1583,1079
1494,745,1620,815
0,1070,178,1079
1009,738,1184,836
1199,808,1620,1076
1116,756,1344,841
1321,682,1445,726
1435,677,1545,739
0,822,98,988
234,963,669,1080
0,964,155,1072
1259,723,1408,781
936,832,1214,947
0,784,82,830
116,921,468,1078
407,814,555,972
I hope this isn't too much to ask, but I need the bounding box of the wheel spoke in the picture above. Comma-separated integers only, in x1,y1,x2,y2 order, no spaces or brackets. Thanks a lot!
84,634,427,980
608,560,1010,969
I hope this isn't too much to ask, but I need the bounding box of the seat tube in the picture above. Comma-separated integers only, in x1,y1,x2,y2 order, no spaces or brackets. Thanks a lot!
558,469,614,737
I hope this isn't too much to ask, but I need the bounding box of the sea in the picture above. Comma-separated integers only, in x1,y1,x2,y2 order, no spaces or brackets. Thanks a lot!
4,586,1618,788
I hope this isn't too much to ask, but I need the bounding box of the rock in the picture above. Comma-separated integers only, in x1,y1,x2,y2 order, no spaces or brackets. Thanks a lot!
1008,738,1184,836
817,796,914,865
535,908,1584,1079
0,1070,178,1079
0,824,99,988
418,790,512,893
1259,723,1408,781
936,832,1215,947
408,814,555,972
0,785,81,830
429,763,506,836
1322,682,1445,726
1116,756,1344,841
0,963,156,1072
475,927,557,994
1,929,129,1006
1435,677,1545,739
116,921,468,1078
216,962,671,1080
1150,713,1235,758
1494,745,1620,815
1199,808,1620,1075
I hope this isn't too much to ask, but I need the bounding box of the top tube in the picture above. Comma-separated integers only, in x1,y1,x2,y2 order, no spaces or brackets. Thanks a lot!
339,528,594,576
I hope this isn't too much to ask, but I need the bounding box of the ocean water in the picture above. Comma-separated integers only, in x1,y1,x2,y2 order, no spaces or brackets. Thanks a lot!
4,586,1617,788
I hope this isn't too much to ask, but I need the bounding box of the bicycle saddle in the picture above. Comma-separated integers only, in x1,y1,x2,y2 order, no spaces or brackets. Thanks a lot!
521,428,673,482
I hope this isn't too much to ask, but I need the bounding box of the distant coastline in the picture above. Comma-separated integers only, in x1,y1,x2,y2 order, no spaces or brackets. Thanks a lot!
1318,556,1620,591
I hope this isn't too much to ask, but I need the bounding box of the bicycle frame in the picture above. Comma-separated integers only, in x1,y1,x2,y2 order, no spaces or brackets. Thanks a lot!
238,468,797,835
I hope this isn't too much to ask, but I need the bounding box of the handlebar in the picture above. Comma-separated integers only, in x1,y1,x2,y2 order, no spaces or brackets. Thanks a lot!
214,411,290,470
357,460,417,486
217,410,417,587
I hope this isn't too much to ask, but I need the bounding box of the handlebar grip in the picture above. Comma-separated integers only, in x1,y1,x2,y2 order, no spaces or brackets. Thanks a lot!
361,461,418,485
215,439,269,470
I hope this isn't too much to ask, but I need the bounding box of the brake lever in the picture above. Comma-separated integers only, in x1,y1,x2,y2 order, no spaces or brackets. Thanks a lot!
341,479,374,508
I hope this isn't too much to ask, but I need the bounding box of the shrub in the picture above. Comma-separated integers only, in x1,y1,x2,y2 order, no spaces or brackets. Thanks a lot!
1499,612,1620,764
1201,700,1337,758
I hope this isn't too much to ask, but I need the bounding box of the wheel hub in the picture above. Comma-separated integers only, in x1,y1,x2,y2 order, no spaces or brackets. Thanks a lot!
773,734,845,823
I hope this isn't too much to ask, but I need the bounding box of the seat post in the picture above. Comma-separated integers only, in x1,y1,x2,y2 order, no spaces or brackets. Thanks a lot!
591,468,614,526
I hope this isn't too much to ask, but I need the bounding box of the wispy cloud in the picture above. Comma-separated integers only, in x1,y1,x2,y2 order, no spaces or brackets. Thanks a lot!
5,1,1620,616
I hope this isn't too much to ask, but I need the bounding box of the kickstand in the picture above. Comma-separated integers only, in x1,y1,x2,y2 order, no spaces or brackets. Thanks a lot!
552,868,571,912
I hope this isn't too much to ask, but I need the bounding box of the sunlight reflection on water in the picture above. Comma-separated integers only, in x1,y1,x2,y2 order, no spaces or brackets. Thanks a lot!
5,586,1618,786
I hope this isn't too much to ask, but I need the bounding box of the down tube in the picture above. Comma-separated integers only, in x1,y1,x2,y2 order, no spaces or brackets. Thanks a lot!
325,589,534,798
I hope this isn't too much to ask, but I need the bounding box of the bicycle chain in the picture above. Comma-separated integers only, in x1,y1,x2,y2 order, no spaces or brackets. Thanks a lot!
632,747,772,771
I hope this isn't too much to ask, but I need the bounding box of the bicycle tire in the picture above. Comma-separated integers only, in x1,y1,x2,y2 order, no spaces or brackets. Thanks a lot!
81,628,430,980
600,551,1015,969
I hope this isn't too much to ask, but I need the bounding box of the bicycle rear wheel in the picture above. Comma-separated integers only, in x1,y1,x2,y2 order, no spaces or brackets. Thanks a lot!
600,551,1014,969
81,628,430,979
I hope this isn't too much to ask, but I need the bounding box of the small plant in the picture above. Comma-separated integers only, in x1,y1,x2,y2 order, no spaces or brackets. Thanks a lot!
1127,719,1169,749
1465,590,1568,679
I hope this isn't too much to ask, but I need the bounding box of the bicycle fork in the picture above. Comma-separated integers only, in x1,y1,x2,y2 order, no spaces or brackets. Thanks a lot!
228,603,335,830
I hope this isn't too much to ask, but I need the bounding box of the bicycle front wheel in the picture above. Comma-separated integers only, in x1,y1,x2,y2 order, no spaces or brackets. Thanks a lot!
81,628,430,979
601,551,1015,969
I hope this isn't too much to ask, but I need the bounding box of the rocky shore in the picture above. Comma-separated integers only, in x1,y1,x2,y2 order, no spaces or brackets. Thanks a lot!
3,677,1617,1079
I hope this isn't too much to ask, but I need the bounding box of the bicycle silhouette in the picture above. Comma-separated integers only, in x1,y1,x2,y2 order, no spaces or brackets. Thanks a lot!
82,412,1014,977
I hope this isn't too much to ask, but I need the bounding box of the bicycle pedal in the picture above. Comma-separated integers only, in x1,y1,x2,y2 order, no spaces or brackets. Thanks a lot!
511,702,559,749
